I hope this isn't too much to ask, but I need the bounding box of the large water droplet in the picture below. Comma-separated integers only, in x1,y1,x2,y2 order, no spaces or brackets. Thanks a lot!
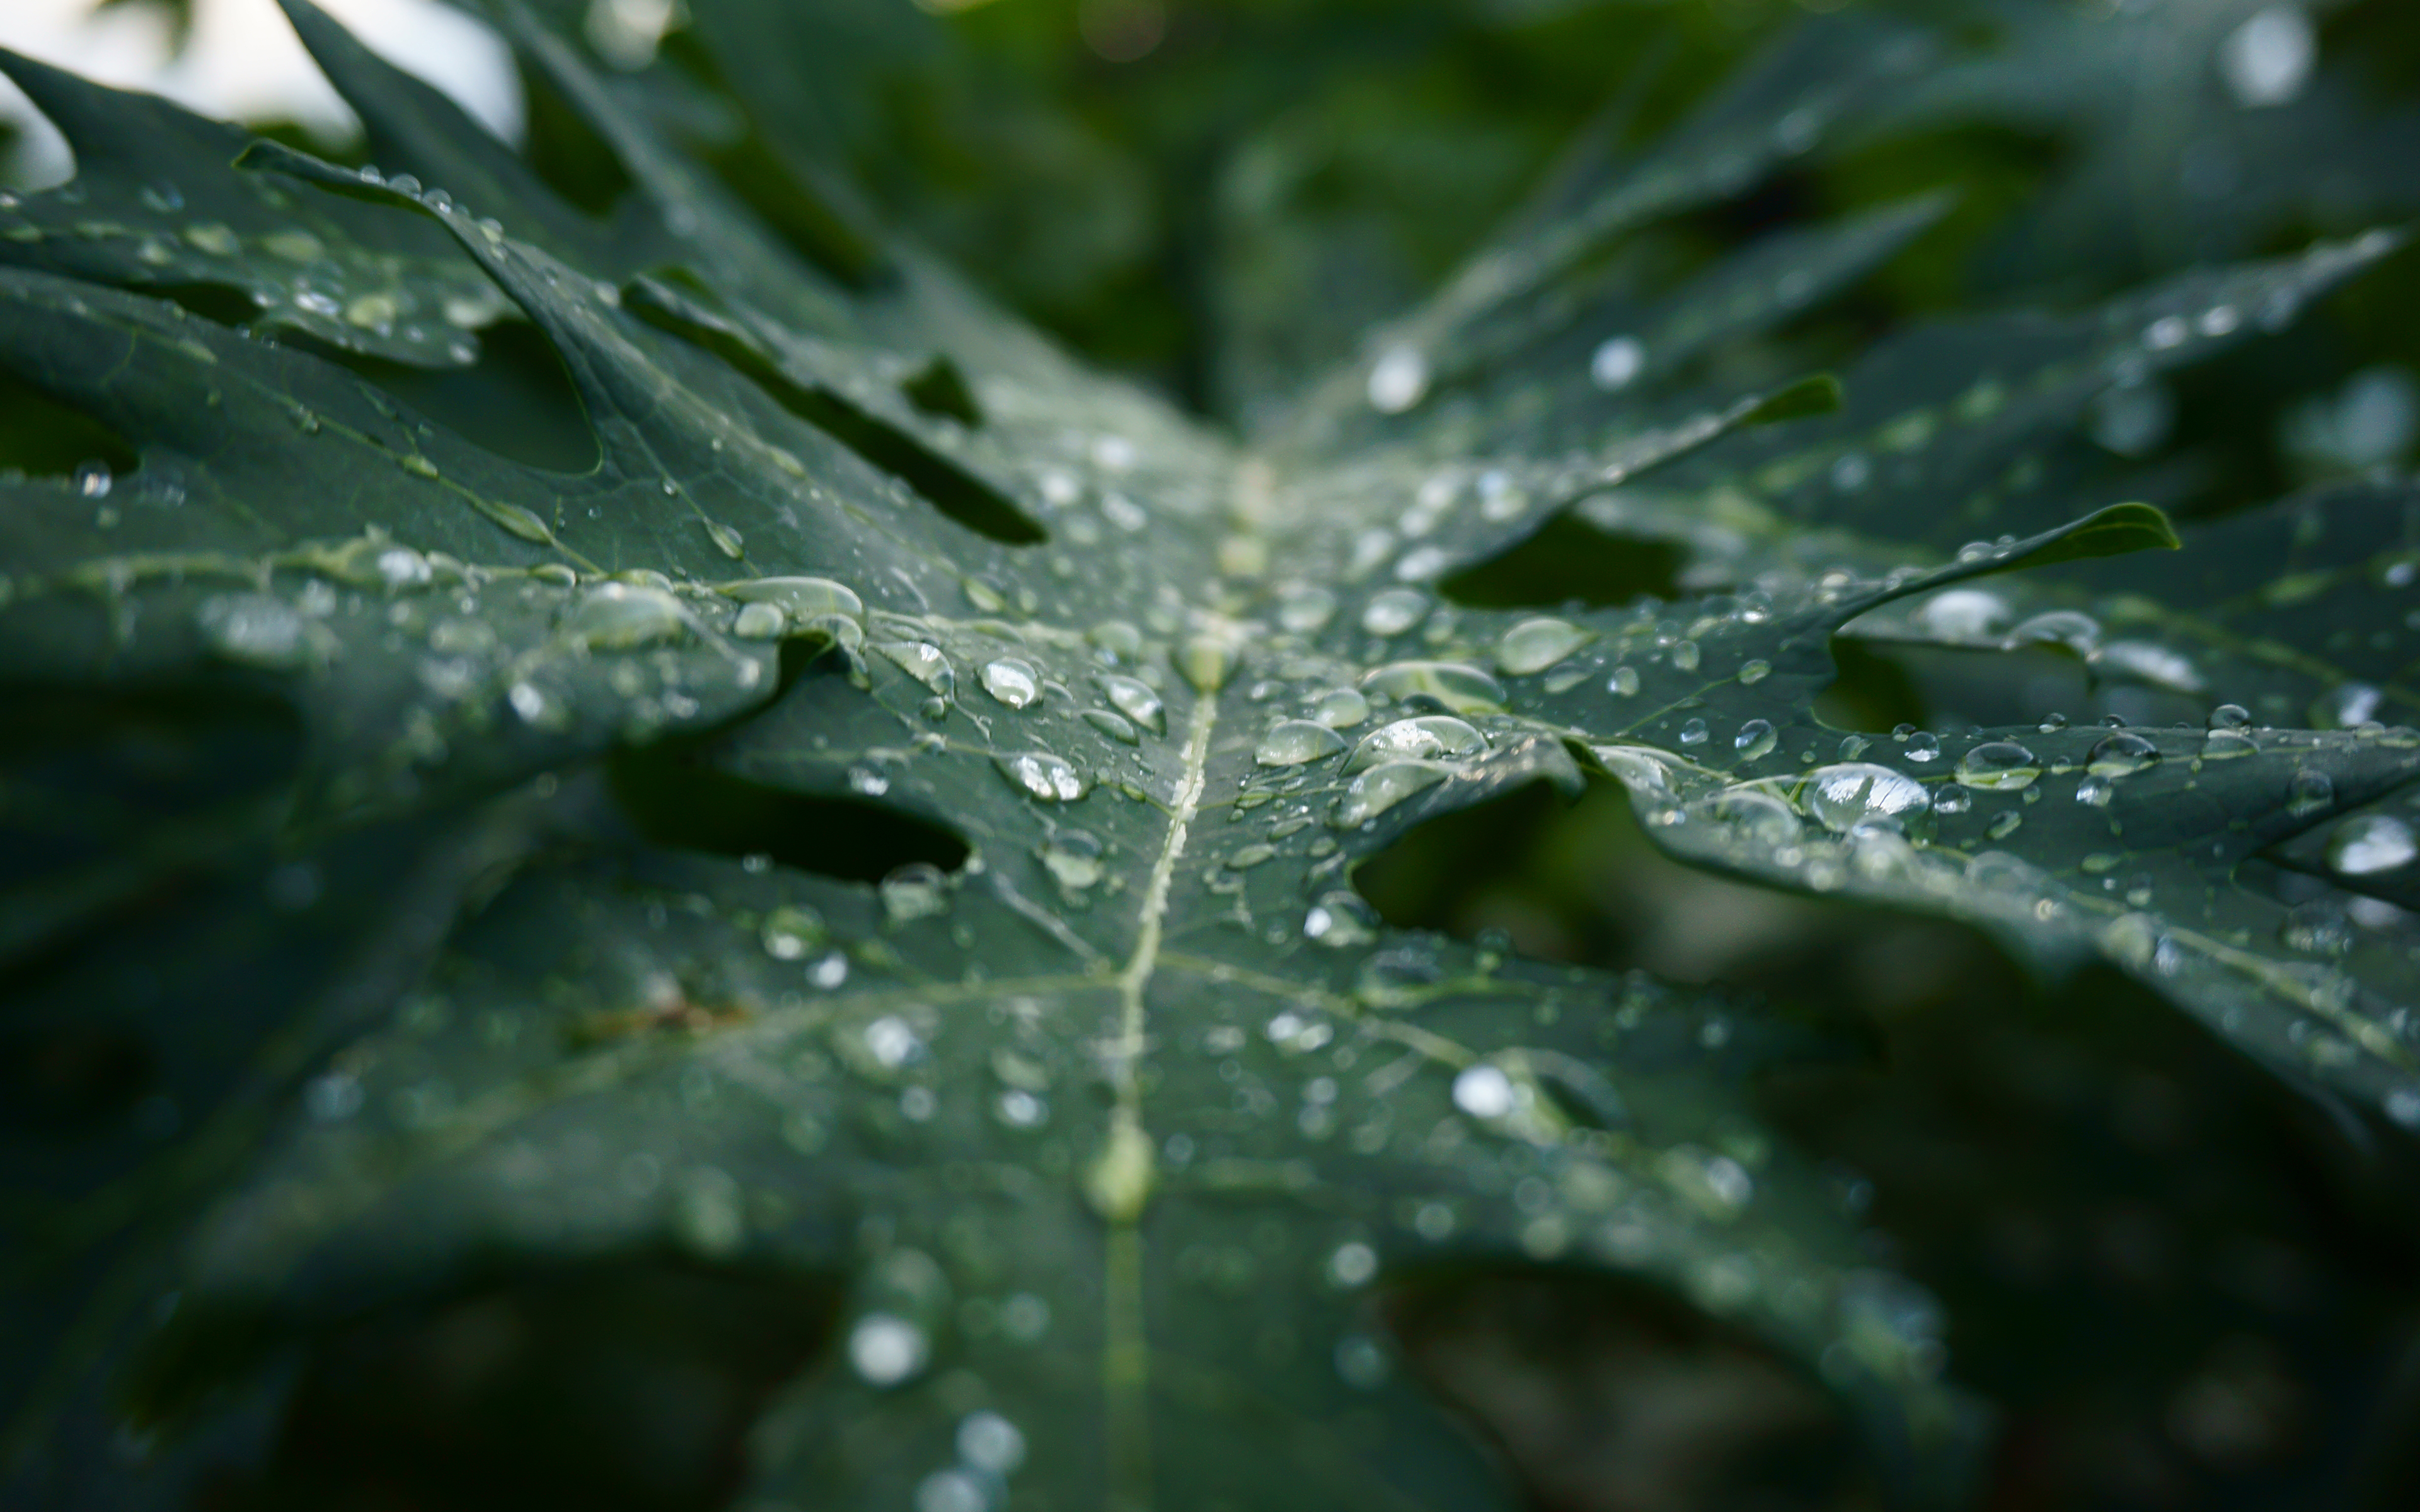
1955,741,2039,791
1804,762,1932,832
1098,673,1165,734
997,751,1088,802
876,641,955,696
1313,687,1371,728
1913,588,2010,639
1347,715,1486,772
721,576,864,625
1360,660,1506,714
980,657,1042,709
2087,731,2162,777
1257,719,1347,767
1495,617,1596,677
2327,813,2417,876
1331,761,1449,827
564,583,689,650
1733,719,1777,760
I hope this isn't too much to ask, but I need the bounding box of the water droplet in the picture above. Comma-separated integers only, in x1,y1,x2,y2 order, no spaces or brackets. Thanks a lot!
1734,719,1777,760
703,520,744,559
880,864,952,923
876,641,955,696
2086,731,2162,777
1608,666,1640,697
1346,715,1485,771
2287,769,2335,818
195,593,311,670
1495,616,1596,676
720,576,864,625
1313,687,1371,728
732,602,785,639
1331,761,1449,827
761,906,824,959
1360,660,1506,714
2328,814,2417,876
1804,763,1932,833
2220,4,2315,108
1678,718,1708,745
915,1470,986,1512
2209,703,2252,730
1956,741,2039,791
1083,709,1139,744
565,583,689,650
1304,891,1380,947
1985,811,2022,840
1367,344,1429,413
1177,631,1235,692
1362,589,1428,636
1257,719,1347,767
1041,830,1105,891
997,751,1088,802
1327,1241,1379,1288
1695,786,1800,845
1277,584,1338,634
2201,730,2257,761
1452,1063,1518,1119
1671,639,1701,673
2076,774,2115,807
2318,682,2385,729
980,657,1042,709
958,1411,1027,1475
2005,610,2100,655
74,461,111,499
1737,659,1771,686
1913,588,2010,639
848,1314,930,1387
1098,673,1165,734
1590,335,1645,391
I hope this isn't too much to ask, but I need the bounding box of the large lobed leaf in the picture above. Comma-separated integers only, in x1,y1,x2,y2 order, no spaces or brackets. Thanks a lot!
2,3,2417,1509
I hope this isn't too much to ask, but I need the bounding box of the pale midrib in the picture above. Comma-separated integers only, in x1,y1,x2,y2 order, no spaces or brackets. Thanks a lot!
1096,685,1218,1512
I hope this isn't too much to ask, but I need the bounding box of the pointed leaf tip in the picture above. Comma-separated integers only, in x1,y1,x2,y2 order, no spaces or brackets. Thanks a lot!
1741,372,1842,427
2020,501,2181,568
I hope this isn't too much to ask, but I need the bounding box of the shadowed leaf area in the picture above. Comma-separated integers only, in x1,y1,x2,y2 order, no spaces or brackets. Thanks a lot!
4,1,2420,1511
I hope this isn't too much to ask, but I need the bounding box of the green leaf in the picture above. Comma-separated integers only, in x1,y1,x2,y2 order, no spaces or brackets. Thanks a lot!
4,4,2418,1511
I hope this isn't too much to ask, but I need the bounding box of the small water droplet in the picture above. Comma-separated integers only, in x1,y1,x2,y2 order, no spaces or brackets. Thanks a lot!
563,583,689,650
1590,335,1645,391
848,1314,930,1387
1367,345,1429,413
1362,589,1429,636
1677,718,1708,745
1734,719,1776,759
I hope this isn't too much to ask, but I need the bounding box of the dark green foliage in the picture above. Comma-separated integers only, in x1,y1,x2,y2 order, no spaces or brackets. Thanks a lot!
5,2,2420,1509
